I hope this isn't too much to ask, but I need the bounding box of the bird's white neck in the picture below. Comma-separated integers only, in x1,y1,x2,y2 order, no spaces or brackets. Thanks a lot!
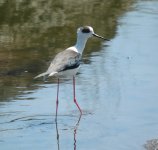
74,35,89,54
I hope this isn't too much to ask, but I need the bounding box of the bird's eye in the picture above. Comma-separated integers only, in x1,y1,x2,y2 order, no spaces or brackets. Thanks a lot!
81,28,90,33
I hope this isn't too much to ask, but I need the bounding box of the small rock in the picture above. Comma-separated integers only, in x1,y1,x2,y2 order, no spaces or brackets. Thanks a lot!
144,139,158,150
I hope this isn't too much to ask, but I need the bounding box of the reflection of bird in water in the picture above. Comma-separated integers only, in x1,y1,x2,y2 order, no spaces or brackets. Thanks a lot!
55,118,60,150
55,114,82,150
73,114,82,150
34,26,108,117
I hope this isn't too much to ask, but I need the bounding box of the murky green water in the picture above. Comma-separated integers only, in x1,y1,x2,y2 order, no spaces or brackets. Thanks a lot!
0,0,158,149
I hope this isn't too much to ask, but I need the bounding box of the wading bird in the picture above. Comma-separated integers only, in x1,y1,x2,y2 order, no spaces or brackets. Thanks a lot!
35,26,108,117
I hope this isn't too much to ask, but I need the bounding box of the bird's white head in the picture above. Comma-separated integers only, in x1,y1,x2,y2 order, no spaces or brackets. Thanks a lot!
77,26,108,40
77,26,94,39
75,26,108,54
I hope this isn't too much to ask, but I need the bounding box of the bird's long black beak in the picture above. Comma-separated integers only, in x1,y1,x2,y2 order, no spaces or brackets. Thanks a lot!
93,33,109,41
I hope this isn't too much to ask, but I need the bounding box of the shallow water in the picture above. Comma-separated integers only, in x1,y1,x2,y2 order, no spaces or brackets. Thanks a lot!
0,0,158,150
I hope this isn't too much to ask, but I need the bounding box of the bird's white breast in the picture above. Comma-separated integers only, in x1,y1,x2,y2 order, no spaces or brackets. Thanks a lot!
55,67,80,79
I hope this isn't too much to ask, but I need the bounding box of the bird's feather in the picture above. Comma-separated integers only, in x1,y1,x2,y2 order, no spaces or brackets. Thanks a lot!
34,47,81,78
47,48,81,73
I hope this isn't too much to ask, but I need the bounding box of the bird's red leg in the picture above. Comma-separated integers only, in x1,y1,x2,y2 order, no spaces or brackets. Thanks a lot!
73,76,82,114
56,78,59,120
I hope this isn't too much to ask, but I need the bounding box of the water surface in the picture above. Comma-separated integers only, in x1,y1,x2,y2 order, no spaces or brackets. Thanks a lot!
1,0,158,150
